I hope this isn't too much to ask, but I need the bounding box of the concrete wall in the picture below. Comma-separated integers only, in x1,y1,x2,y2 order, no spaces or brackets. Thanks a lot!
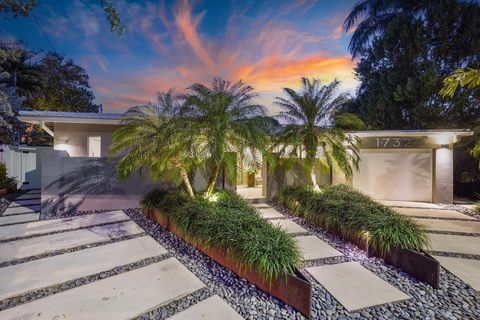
265,156,330,200
433,148,454,203
53,123,117,157
40,149,236,215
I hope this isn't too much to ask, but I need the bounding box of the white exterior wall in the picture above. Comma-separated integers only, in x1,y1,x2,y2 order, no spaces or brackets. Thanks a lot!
53,123,116,157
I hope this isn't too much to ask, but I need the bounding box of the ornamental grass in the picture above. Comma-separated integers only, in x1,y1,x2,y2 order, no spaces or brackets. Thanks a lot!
141,189,302,281
278,184,430,255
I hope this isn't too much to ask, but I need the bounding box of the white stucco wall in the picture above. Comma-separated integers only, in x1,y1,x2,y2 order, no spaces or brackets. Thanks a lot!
53,123,116,157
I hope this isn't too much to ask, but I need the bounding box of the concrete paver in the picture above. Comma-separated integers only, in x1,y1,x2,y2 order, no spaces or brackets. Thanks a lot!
0,221,145,263
0,211,130,241
3,205,41,215
306,261,409,312
269,219,308,235
415,218,480,234
395,207,476,220
381,201,443,209
258,207,285,219
428,233,480,255
168,295,244,320
295,235,343,261
0,258,205,320
0,213,40,226
434,256,480,291
8,199,41,207
0,236,167,300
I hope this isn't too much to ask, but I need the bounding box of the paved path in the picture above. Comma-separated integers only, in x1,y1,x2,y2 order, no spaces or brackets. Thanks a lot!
0,192,243,319
256,204,409,311
388,202,480,292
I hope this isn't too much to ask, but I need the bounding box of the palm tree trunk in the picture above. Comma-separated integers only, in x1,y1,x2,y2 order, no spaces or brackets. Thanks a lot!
206,164,221,197
310,168,320,190
172,158,195,198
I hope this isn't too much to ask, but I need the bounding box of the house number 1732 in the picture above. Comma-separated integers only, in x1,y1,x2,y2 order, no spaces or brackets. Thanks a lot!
375,137,412,148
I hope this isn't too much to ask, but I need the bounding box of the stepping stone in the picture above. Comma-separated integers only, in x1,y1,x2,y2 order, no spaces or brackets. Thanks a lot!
415,218,480,234
395,208,476,220
380,201,443,209
15,194,40,200
23,189,40,194
0,213,39,226
258,207,285,219
168,295,244,320
0,236,167,300
252,203,270,209
3,205,41,215
0,258,205,319
9,199,41,207
306,261,409,312
428,233,480,255
0,221,144,263
270,219,307,235
434,256,480,291
295,235,343,261
0,211,130,241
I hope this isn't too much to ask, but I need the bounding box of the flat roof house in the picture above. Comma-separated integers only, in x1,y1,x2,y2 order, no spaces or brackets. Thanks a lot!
17,110,473,213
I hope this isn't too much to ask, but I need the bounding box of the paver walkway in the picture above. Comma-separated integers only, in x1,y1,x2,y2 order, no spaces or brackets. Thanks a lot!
168,295,244,320
387,202,480,292
0,193,243,319
256,204,409,311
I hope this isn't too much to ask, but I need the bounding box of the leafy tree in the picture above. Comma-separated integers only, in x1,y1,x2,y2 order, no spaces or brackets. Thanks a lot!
344,0,480,130
109,91,196,198
0,0,124,35
28,53,99,113
182,78,274,197
275,78,364,188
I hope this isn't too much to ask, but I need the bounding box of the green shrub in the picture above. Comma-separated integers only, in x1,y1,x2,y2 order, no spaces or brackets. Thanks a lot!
0,162,16,190
141,189,302,280
278,184,429,255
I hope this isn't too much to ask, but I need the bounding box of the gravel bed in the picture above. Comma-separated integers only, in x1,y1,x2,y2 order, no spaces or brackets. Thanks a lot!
426,230,480,237
429,251,480,260
271,203,480,320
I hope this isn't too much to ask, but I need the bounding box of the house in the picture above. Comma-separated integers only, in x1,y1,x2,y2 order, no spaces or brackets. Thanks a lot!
17,110,473,213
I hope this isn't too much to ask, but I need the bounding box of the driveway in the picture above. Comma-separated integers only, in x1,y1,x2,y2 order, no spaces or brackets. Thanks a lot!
386,201,480,291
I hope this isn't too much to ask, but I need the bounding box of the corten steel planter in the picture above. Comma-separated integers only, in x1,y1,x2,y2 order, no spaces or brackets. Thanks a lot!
299,213,440,288
144,208,312,318
0,188,7,197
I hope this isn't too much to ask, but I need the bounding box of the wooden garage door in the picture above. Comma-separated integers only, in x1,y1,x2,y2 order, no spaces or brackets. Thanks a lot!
352,149,432,202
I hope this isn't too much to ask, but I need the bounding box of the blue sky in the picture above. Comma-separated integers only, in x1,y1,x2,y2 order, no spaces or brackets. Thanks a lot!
1,0,359,113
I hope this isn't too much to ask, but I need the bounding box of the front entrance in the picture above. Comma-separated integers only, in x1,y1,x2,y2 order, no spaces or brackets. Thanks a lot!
235,151,265,201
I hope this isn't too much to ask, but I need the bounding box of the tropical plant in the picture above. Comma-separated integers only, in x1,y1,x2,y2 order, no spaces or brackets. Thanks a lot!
474,202,480,214
275,78,364,188
141,189,302,280
181,78,274,197
278,185,430,255
109,91,197,198
440,68,480,98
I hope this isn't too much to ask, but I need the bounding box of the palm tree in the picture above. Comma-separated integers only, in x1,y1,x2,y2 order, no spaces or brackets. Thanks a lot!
182,78,274,197
343,0,423,58
109,90,196,198
275,78,364,188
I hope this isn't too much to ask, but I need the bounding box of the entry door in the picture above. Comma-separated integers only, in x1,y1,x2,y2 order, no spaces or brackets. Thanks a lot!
352,149,432,202
6,147,41,190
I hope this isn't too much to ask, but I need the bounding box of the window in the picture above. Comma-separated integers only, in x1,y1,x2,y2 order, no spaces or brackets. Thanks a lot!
87,136,101,157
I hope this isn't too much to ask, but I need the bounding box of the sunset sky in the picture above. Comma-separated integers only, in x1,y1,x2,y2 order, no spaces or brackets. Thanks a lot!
1,0,359,114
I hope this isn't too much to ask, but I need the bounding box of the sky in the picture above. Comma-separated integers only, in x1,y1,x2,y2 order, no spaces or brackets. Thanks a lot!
1,0,359,114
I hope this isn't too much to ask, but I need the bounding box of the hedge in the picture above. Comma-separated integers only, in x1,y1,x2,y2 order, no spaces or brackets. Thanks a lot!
277,184,430,255
141,189,302,281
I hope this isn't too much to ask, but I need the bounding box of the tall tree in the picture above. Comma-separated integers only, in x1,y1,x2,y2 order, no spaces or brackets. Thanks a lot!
27,52,99,113
275,78,364,188
344,0,480,130
109,91,196,198
182,78,274,197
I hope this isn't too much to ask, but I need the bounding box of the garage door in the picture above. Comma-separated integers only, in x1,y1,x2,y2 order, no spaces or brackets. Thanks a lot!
352,149,432,202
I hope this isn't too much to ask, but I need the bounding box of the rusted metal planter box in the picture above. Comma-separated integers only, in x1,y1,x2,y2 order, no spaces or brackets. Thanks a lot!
144,207,312,318
0,188,7,197
302,214,440,288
